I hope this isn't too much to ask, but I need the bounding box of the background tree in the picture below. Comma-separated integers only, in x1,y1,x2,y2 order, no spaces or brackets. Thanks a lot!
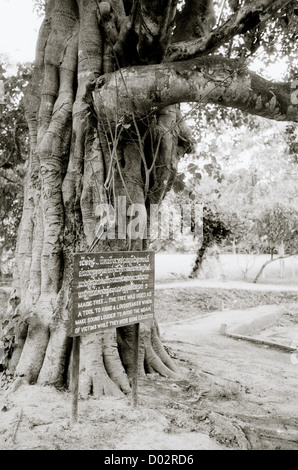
190,205,231,278
1,0,298,397
170,93,298,255
253,203,298,282
0,61,31,277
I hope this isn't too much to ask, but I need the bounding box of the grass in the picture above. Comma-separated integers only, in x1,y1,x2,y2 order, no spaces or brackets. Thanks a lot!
155,287,298,323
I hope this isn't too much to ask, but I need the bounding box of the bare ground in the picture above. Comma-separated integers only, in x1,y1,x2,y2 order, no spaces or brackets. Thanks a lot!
0,284,298,450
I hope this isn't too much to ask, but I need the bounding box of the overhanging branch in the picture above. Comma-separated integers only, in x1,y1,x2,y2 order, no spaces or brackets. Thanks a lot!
92,56,297,127
166,0,292,62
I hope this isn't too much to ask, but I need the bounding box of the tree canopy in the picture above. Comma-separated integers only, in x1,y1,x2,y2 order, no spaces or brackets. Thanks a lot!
0,61,31,273
1,0,297,395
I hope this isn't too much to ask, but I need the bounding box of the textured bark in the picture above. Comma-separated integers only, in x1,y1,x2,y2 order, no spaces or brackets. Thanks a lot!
93,57,297,124
3,0,180,396
167,0,290,61
1,0,297,397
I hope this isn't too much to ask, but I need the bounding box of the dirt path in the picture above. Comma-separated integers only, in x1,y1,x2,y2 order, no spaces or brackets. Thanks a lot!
1,282,298,450
158,302,298,450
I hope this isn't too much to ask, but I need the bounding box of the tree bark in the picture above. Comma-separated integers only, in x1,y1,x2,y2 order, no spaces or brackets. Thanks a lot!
2,0,181,396
167,0,289,61
1,0,297,397
93,57,297,125
253,254,292,283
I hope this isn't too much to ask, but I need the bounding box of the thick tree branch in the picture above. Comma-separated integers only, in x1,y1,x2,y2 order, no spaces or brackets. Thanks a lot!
92,56,298,127
167,0,292,62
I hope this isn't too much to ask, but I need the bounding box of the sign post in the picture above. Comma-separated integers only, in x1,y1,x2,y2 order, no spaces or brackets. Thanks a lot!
71,336,80,425
69,251,155,420
132,323,140,408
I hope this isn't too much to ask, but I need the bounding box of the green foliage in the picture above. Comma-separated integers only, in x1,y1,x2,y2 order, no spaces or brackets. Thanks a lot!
201,206,231,247
219,0,297,79
256,203,298,256
0,62,31,169
285,124,298,163
0,61,31,266
32,0,46,17
190,204,231,276
169,98,298,266
255,3,298,79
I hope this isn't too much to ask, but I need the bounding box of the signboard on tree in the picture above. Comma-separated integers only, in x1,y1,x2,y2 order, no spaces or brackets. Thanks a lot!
70,251,155,337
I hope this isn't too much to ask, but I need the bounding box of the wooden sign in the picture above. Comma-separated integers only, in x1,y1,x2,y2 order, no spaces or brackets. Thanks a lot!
70,251,154,337
69,251,155,423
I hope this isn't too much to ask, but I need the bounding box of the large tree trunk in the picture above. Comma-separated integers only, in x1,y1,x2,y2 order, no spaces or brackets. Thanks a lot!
2,0,182,397
1,0,297,397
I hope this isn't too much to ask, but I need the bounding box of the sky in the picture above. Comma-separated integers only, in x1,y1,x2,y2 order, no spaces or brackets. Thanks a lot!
0,0,43,65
